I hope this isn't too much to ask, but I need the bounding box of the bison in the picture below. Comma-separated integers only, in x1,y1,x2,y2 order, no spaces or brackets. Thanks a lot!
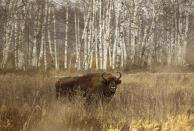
55,72,122,105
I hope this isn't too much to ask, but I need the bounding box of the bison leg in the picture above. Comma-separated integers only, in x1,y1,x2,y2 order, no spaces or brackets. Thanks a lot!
85,95,92,105
56,86,61,99
85,95,93,112
68,91,76,102
56,86,70,100
85,94,101,112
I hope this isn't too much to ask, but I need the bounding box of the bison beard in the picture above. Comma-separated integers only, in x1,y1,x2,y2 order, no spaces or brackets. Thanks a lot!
55,72,122,106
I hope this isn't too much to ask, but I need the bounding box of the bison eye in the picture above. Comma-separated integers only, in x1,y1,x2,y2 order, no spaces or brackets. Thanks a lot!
116,80,121,84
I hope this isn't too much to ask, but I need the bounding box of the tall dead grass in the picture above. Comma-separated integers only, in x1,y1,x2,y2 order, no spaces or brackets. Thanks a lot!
0,73,194,131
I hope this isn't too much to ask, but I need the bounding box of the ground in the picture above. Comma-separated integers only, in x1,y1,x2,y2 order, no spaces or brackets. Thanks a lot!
0,73,194,131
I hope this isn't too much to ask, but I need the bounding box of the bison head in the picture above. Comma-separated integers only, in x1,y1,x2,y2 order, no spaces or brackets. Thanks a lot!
102,72,122,93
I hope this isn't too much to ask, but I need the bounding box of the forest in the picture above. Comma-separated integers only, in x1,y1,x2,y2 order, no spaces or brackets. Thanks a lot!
0,0,194,71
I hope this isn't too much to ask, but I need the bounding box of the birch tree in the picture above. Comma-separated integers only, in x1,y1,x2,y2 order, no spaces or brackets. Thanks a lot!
64,1,69,69
0,0,193,71
53,6,59,70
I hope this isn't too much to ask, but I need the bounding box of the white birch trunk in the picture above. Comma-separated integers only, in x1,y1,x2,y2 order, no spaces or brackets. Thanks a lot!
14,13,18,69
77,12,81,70
89,0,95,69
83,10,89,70
75,10,79,70
95,28,99,70
44,0,48,71
18,4,27,70
81,2,91,70
130,6,138,64
112,1,120,69
53,7,59,70
64,3,69,69
87,17,92,69
182,11,189,65
102,0,111,70
177,11,182,65
99,0,103,69
48,6,54,60
32,10,41,67
38,22,45,67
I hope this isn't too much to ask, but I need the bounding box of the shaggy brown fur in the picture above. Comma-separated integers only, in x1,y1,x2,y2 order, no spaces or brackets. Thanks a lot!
55,72,122,105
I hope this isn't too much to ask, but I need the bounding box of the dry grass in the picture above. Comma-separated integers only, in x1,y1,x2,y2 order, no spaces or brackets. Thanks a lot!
1,73,194,131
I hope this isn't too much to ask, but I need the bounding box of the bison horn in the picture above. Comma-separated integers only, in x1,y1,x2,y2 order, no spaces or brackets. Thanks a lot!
102,72,108,82
116,72,122,79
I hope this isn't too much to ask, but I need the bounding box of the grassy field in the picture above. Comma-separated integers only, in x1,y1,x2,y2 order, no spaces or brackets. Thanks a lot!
1,73,194,131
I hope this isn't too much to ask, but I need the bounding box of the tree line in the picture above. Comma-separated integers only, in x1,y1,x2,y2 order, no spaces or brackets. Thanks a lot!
0,0,193,71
